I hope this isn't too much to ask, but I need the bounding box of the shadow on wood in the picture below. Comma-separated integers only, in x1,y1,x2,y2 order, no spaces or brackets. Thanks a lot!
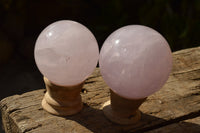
64,106,200,133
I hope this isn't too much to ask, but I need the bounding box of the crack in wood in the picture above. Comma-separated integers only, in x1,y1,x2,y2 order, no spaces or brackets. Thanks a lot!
130,111,200,133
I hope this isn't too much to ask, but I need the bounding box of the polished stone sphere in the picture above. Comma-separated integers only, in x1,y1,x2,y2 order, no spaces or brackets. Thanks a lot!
34,20,99,86
99,25,172,99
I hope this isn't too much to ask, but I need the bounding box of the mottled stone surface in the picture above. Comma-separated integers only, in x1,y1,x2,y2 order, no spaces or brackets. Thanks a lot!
34,20,99,86
99,25,172,99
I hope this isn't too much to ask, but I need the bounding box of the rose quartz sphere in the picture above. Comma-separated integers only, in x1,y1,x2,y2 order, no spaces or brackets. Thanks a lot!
34,20,99,86
99,25,172,99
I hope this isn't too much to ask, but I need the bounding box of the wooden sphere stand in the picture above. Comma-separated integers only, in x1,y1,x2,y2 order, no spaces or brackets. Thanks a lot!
42,77,84,116
103,90,146,125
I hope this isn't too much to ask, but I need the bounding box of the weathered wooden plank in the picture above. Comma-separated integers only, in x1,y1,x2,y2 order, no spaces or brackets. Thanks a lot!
145,116,200,133
1,47,200,133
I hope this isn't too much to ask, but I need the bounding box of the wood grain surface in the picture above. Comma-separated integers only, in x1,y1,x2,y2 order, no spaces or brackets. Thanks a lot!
1,47,200,133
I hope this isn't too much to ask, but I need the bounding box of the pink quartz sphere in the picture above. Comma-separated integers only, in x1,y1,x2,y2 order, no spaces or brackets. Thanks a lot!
99,25,172,99
34,20,99,86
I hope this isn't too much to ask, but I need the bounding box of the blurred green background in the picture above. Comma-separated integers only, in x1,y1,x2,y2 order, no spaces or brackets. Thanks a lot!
0,0,200,65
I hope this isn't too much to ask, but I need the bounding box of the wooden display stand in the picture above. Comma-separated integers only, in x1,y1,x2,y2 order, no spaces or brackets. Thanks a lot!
1,47,200,133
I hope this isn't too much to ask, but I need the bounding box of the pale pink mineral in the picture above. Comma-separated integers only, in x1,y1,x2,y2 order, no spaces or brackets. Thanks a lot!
34,20,99,86
99,25,173,99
